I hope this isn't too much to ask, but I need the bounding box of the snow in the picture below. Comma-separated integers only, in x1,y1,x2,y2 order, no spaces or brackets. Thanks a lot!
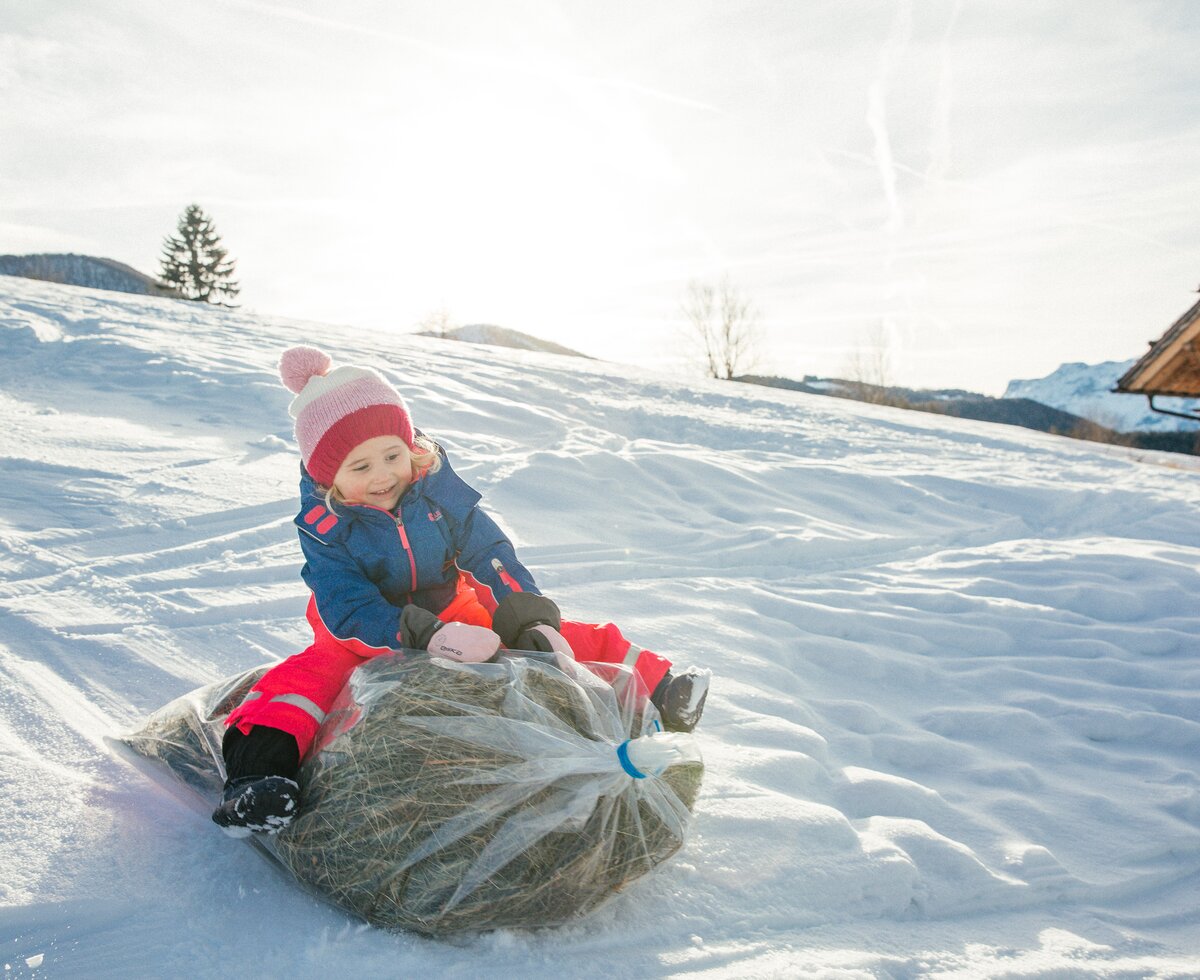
1004,360,1199,432
2,275,1200,977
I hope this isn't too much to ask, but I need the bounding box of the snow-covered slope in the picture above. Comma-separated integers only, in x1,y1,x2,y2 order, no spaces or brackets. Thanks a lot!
2,277,1200,977
1004,359,1199,432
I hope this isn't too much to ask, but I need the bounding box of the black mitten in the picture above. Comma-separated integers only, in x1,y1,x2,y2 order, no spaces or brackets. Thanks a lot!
492,593,564,653
399,604,501,662
398,604,444,649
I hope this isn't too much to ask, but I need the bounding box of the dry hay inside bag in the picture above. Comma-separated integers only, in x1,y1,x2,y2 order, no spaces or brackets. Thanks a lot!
123,651,703,934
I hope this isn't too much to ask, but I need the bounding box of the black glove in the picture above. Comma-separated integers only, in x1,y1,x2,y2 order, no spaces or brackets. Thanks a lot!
399,604,444,649
492,593,571,655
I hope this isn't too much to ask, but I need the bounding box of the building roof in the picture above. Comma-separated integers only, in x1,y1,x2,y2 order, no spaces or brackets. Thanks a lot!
1115,296,1200,398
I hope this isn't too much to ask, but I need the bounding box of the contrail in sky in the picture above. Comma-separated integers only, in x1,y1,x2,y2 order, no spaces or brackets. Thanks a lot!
866,0,912,236
219,0,722,113
926,0,962,183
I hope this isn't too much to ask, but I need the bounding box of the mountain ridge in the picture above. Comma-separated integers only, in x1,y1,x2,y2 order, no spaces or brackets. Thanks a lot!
1004,358,1197,432
734,373,1200,456
413,323,591,359
0,252,177,298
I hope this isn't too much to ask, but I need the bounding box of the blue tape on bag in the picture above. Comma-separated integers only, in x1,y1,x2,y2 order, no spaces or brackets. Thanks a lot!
616,740,646,779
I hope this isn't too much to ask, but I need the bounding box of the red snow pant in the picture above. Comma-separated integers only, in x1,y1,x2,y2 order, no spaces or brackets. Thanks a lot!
225,578,672,759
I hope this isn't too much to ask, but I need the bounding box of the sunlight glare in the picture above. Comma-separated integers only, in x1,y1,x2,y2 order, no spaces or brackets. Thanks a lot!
334,48,674,337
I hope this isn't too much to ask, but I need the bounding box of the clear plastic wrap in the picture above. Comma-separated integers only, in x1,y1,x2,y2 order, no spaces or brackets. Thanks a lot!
122,651,703,935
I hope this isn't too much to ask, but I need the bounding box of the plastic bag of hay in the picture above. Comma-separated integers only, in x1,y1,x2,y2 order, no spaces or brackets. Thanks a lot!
122,665,267,799
122,651,703,935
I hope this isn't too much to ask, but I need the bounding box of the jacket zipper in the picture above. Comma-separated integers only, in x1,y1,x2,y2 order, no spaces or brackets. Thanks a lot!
355,501,419,590
394,514,418,589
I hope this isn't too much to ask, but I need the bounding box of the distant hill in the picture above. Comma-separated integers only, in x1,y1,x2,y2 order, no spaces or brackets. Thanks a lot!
414,324,590,359
735,374,1200,456
737,375,1089,430
0,253,178,298
1004,360,1198,433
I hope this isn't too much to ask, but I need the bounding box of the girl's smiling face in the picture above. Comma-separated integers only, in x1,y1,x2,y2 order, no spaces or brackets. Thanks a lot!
332,435,414,511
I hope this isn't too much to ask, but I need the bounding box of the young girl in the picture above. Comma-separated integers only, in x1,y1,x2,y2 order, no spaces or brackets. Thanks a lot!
212,346,709,834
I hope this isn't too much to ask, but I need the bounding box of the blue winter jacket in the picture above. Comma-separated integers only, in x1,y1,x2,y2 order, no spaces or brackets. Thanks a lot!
293,443,539,654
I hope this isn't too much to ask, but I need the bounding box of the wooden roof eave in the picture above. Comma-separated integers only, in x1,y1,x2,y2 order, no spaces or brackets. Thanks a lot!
1115,296,1200,398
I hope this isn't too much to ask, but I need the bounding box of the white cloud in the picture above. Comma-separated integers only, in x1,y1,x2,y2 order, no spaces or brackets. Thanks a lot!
2,0,1199,394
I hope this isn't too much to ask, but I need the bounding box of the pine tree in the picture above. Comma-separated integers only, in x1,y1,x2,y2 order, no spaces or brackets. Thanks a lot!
159,204,241,305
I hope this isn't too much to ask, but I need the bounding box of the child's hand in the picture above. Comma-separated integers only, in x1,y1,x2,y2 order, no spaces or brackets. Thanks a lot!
399,604,500,663
427,621,502,664
492,593,575,658
518,624,575,657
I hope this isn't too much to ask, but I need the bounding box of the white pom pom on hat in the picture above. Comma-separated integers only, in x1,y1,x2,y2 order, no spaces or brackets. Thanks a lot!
279,345,333,394
276,345,414,486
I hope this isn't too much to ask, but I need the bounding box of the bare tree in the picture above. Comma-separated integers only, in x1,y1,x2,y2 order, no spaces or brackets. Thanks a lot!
680,277,763,380
844,321,896,403
417,306,455,339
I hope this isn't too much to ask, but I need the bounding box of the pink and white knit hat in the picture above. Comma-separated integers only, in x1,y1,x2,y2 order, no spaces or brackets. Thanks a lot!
278,346,414,487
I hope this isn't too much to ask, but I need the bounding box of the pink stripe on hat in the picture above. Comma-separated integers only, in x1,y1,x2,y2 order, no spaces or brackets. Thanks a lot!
294,373,413,462
278,346,414,486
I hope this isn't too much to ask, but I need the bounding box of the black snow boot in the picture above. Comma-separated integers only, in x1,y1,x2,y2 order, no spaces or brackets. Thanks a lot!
212,724,302,836
650,668,711,734
212,776,301,836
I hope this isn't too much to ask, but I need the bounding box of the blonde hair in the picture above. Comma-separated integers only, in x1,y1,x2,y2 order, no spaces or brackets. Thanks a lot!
319,433,442,512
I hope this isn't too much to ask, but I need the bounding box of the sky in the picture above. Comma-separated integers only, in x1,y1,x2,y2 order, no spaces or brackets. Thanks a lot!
2,0,1199,395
